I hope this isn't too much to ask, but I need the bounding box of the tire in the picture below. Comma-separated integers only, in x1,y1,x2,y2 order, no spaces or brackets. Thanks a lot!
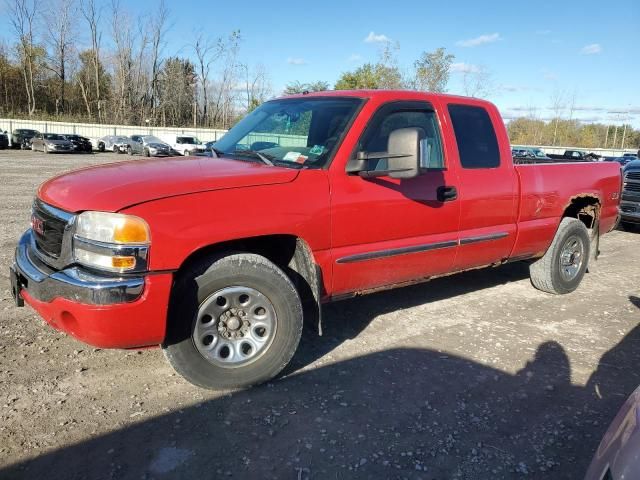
163,253,303,390
126,145,132,155
144,148,150,157
98,142,105,152
529,217,590,294
44,145,49,154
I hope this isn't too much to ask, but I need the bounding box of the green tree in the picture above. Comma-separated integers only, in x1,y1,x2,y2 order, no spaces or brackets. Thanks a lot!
412,48,455,93
334,63,402,90
283,80,329,95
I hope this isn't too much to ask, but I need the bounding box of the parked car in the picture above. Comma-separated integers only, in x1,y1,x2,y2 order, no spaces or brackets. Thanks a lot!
63,134,93,153
613,156,637,167
96,135,131,153
128,135,173,156
31,133,74,153
10,90,621,390
584,385,640,480
512,146,551,160
548,150,601,162
160,134,205,156
10,129,39,149
619,160,640,228
0,130,8,149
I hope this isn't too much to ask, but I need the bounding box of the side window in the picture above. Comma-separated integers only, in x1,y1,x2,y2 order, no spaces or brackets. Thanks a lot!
448,104,500,169
358,105,445,171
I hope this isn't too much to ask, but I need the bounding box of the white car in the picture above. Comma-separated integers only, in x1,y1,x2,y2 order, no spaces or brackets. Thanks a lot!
161,134,205,156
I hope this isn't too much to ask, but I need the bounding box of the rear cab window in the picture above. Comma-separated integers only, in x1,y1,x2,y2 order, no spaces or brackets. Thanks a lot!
448,104,500,169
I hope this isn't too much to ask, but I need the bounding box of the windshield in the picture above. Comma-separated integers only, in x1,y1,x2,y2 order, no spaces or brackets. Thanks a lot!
177,136,199,144
44,134,65,140
113,136,129,142
143,135,165,144
214,97,363,168
16,129,38,135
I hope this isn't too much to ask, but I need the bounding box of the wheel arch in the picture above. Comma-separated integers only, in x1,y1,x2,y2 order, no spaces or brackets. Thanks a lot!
175,234,324,334
561,194,601,263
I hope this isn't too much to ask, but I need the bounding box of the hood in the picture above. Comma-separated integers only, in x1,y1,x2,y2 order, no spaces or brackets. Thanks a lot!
46,139,72,145
38,157,300,212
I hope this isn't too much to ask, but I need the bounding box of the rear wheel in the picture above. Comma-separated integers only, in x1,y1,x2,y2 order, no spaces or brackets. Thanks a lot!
163,253,303,390
98,142,105,152
530,217,590,294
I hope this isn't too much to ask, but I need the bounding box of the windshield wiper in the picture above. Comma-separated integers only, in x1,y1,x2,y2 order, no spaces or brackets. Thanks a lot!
230,149,274,166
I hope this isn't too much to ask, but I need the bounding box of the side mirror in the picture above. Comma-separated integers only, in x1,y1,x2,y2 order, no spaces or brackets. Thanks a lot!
346,127,422,179
386,128,420,179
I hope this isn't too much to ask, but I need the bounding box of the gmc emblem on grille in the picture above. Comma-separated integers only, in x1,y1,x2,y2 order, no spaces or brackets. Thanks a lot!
31,216,45,236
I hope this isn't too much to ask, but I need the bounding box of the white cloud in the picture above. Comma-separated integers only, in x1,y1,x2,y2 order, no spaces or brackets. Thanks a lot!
451,62,479,74
456,33,501,47
580,43,602,55
347,54,363,63
287,57,307,65
364,31,390,43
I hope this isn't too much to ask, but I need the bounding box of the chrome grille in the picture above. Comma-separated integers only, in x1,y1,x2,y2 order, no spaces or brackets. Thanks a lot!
626,171,640,181
31,201,70,258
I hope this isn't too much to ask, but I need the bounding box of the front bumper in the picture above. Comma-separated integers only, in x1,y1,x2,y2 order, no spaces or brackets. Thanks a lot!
11,230,172,348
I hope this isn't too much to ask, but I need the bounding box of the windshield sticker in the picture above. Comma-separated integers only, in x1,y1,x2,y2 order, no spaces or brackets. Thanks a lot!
309,145,325,155
283,151,302,162
295,155,308,164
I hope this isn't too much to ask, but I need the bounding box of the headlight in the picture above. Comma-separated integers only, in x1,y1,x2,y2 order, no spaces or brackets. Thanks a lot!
74,211,150,273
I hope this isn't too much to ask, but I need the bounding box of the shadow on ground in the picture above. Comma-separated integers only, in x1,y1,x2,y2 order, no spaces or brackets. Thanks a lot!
3,265,640,479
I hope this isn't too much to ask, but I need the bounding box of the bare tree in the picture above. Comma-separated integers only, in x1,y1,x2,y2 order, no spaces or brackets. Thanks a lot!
148,0,169,124
81,0,103,121
549,90,566,146
212,30,241,129
192,33,223,126
42,0,76,114
462,65,494,99
7,0,38,115
242,63,271,112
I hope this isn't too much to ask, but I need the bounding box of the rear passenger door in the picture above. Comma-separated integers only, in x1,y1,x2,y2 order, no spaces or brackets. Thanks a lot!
445,103,518,270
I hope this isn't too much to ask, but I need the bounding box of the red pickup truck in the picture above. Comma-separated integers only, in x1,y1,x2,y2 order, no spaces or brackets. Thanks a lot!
10,91,621,389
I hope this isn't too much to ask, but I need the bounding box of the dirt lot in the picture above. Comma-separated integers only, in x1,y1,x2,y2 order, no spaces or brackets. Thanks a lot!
0,149,639,479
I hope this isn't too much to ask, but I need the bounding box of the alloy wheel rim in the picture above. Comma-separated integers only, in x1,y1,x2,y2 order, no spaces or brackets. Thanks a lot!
559,234,585,282
193,286,277,368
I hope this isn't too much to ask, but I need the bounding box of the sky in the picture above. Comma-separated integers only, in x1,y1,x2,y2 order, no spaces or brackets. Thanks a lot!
1,0,639,126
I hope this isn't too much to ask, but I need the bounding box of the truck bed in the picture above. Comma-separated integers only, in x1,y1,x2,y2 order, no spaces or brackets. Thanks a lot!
510,161,621,259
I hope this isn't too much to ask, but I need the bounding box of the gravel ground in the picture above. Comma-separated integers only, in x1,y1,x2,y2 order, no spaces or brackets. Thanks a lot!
0,149,639,480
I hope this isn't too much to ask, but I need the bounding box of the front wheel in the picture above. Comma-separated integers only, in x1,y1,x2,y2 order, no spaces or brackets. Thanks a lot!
529,217,590,294
163,253,303,390
126,145,132,155
144,148,150,157
98,142,105,152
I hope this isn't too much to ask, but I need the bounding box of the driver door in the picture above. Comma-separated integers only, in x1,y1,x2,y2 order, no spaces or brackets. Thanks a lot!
330,101,461,295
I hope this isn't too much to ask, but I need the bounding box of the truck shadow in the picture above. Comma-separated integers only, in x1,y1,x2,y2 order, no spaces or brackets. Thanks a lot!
4,317,640,479
290,260,531,371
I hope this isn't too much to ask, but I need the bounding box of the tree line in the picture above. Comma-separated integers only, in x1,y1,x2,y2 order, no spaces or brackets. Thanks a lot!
1,1,637,150
0,0,270,129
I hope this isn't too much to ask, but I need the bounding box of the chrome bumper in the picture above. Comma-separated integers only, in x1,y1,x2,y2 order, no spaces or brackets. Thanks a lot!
11,230,144,305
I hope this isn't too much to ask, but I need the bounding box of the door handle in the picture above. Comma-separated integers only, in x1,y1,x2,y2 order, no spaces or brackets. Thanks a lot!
437,186,458,202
